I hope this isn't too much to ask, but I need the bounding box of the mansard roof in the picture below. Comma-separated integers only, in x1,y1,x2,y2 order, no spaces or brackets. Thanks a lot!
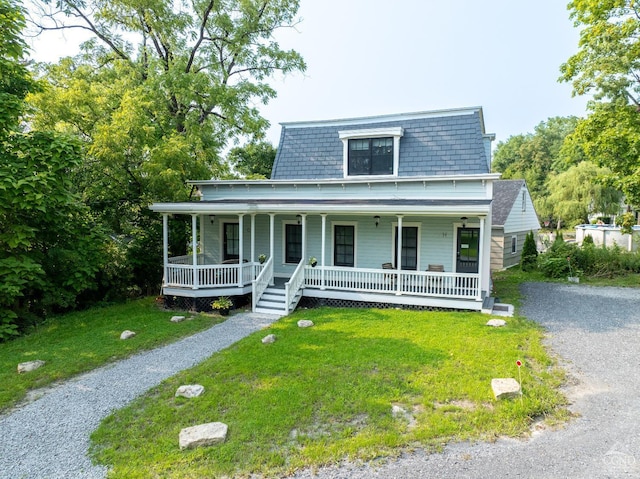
271,107,494,180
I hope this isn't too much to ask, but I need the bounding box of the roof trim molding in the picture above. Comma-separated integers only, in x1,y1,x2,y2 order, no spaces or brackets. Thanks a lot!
189,173,502,187
279,106,484,130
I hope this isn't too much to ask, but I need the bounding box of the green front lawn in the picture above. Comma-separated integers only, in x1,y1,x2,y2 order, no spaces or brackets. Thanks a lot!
91,307,567,478
0,298,224,411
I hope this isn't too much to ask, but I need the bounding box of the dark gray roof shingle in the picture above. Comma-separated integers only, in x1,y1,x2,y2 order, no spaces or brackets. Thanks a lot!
492,179,525,226
271,108,491,180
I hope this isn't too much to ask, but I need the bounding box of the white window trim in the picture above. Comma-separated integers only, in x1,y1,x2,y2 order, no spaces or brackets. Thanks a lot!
339,127,404,178
451,221,479,273
219,220,239,261
281,220,302,265
511,235,518,255
391,221,421,269
331,221,358,267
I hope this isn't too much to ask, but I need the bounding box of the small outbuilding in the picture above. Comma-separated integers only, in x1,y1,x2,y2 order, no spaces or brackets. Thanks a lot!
491,180,540,271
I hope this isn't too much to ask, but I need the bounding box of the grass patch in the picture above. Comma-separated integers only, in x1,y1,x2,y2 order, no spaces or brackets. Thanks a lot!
0,298,224,411
91,307,567,478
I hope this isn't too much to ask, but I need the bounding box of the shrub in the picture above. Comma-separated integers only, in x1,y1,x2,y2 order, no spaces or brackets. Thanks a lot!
582,234,594,246
521,231,538,272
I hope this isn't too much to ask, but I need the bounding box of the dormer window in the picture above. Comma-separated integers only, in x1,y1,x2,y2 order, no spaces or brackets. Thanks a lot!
339,127,403,178
348,137,393,175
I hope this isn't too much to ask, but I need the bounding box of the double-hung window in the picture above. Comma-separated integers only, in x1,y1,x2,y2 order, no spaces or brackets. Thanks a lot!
339,127,403,178
285,223,302,264
348,138,393,175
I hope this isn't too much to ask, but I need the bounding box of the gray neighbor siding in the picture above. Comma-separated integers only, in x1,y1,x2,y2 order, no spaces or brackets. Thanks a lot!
491,180,540,271
272,110,489,179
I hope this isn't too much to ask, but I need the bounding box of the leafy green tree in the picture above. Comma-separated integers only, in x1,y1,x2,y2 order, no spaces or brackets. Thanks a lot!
492,116,582,221
561,101,640,206
228,141,276,178
560,1,640,206
546,161,623,228
28,0,305,290
0,0,104,339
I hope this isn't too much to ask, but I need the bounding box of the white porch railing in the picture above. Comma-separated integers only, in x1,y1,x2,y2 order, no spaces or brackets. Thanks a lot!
166,260,480,302
167,253,214,265
165,261,264,288
252,258,273,311
284,259,306,314
304,266,480,300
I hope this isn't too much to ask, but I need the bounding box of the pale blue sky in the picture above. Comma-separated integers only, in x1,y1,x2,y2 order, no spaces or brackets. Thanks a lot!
29,0,588,147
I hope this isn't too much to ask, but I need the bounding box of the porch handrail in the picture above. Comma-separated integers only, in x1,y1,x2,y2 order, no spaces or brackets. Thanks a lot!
167,253,214,265
304,265,480,300
284,259,306,314
252,257,273,312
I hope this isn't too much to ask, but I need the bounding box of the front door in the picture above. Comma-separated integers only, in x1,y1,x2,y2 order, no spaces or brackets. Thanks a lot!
456,228,479,273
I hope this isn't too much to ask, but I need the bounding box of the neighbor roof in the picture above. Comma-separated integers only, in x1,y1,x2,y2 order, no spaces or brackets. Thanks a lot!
271,107,494,180
492,179,526,227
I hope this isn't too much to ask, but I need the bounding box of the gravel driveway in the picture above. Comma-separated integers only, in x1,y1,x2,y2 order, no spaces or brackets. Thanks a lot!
0,312,279,479
289,283,640,479
1,284,638,478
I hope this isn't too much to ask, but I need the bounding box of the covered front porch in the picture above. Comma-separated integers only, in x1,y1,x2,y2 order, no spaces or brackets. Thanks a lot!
157,208,490,316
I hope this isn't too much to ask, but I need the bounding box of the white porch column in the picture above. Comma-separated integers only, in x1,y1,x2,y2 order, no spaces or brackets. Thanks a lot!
199,215,205,259
478,215,487,299
269,213,275,286
321,214,327,290
191,214,198,290
301,214,308,264
250,214,256,264
396,215,403,295
162,214,169,287
238,214,245,287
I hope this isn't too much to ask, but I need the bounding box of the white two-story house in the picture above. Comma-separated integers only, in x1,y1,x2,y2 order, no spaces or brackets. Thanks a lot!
150,107,499,316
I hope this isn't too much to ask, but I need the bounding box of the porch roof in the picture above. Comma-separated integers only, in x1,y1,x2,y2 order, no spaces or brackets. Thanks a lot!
150,198,492,216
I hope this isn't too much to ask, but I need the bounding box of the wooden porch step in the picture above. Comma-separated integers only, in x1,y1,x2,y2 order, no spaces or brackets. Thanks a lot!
255,287,287,316
481,296,495,315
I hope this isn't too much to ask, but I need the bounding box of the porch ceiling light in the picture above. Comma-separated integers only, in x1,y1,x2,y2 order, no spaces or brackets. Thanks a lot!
460,216,468,228
374,215,380,227
209,215,215,224
296,214,302,225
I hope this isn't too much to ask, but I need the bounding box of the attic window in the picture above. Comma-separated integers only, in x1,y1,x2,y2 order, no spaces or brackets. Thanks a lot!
339,127,404,178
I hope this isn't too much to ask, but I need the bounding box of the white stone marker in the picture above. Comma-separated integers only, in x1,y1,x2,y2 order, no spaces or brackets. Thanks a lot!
175,384,205,398
17,360,46,374
491,378,521,400
179,422,228,449
120,330,136,340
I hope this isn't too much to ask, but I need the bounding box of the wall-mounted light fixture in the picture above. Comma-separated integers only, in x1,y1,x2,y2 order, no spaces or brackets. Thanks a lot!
209,215,215,224
296,214,302,225
460,216,468,228
374,215,380,228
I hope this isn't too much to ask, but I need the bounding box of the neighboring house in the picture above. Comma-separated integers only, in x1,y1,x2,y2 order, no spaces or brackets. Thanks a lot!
150,107,500,316
490,179,540,271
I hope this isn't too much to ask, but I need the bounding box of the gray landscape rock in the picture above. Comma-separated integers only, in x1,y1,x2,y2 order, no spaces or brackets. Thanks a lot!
179,422,228,450
17,360,46,374
175,384,205,398
120,330,136,340
170,316,186,323
297,320,314,328
486,319,507,327
491,378,521,399
261,334,276,344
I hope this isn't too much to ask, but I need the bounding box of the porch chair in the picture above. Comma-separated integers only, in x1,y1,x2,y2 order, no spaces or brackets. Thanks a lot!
382,262,396,288
427,264,444,292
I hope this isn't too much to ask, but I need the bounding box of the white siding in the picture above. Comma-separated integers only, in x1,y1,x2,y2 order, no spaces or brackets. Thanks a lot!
503,186,540,234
